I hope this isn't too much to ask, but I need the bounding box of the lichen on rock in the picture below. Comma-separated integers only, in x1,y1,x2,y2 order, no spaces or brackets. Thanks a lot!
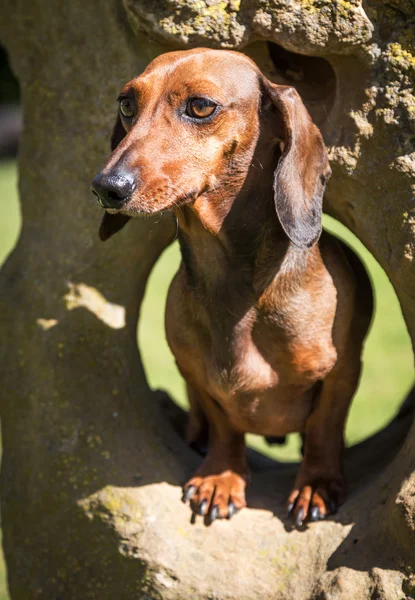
124,0,374,54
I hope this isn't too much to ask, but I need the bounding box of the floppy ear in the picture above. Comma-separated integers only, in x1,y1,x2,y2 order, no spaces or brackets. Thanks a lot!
99,114,131,241
110,113,127,152
99,212,131,241
264,82,331,249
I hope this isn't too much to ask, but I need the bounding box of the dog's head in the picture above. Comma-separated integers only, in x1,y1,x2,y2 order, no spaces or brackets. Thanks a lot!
92,48,331,248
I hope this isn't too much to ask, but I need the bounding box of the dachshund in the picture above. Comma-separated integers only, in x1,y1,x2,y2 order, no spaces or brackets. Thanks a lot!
91,48,373,527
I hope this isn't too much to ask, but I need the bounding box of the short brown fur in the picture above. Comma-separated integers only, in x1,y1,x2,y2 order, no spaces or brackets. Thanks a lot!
92,48,373,526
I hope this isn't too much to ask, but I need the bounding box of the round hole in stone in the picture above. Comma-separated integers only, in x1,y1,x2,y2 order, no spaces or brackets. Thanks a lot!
138,217,413,463
242,41,336,130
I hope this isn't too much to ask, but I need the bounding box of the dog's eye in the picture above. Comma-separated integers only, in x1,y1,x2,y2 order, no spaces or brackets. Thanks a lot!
186,98,216,119
119,98,135,119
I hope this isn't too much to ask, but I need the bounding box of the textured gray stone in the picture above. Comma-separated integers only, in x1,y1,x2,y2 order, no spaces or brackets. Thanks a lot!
0,0,414,598
124,0,374,54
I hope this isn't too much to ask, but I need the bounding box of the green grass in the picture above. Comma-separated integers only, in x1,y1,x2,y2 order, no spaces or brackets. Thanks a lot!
0,161,20,264
0,160,20,600
0,160,413,596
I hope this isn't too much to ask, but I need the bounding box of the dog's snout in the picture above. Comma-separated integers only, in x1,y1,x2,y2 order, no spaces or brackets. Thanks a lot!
91,170,136,209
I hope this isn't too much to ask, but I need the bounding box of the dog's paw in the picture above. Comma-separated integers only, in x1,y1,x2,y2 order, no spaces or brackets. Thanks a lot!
182,470,246,522
286,477,345,528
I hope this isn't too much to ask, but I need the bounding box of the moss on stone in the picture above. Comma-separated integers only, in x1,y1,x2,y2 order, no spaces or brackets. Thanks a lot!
125,0,373,51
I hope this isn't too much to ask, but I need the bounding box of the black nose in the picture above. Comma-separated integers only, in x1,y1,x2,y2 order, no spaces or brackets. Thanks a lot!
91,170,136,209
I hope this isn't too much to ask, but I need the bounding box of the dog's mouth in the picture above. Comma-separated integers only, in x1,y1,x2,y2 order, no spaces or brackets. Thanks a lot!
98,186,205,218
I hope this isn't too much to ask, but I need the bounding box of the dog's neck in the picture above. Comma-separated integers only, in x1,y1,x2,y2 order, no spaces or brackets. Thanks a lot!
175,168,312,300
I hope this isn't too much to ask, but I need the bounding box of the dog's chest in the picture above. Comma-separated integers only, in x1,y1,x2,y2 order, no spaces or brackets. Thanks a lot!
205,309,334,398
166,272,336,434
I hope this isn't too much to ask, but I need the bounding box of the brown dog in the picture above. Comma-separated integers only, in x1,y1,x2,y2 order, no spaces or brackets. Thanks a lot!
91,48,372,527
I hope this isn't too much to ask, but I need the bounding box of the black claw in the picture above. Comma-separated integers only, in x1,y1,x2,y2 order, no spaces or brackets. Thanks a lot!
310,506,320,522
287,502,295,516
295,508,304,527
228,502,235,519
210,505,219,522
329,499,338,515
182,485,195,503
199,499,208,516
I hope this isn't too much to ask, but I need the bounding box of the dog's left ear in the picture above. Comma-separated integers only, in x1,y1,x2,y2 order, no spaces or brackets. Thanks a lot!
263,81,331,249
99,114,131,241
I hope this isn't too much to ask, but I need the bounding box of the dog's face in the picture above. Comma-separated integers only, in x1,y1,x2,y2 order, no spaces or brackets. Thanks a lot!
92,50,266,218
92,48,331,248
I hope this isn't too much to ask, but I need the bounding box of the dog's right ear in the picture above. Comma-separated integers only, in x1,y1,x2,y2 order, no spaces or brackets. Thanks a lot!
110,113,127,151
99,212,131,241
99,114,131,241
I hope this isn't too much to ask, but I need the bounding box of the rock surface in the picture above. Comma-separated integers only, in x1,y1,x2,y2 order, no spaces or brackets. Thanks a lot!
124,0,374,54
0,0,414,598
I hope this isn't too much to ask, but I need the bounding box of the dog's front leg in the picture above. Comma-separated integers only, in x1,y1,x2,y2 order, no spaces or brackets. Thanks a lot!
287,349,362,526
182,387,248,521
186,383,209,455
